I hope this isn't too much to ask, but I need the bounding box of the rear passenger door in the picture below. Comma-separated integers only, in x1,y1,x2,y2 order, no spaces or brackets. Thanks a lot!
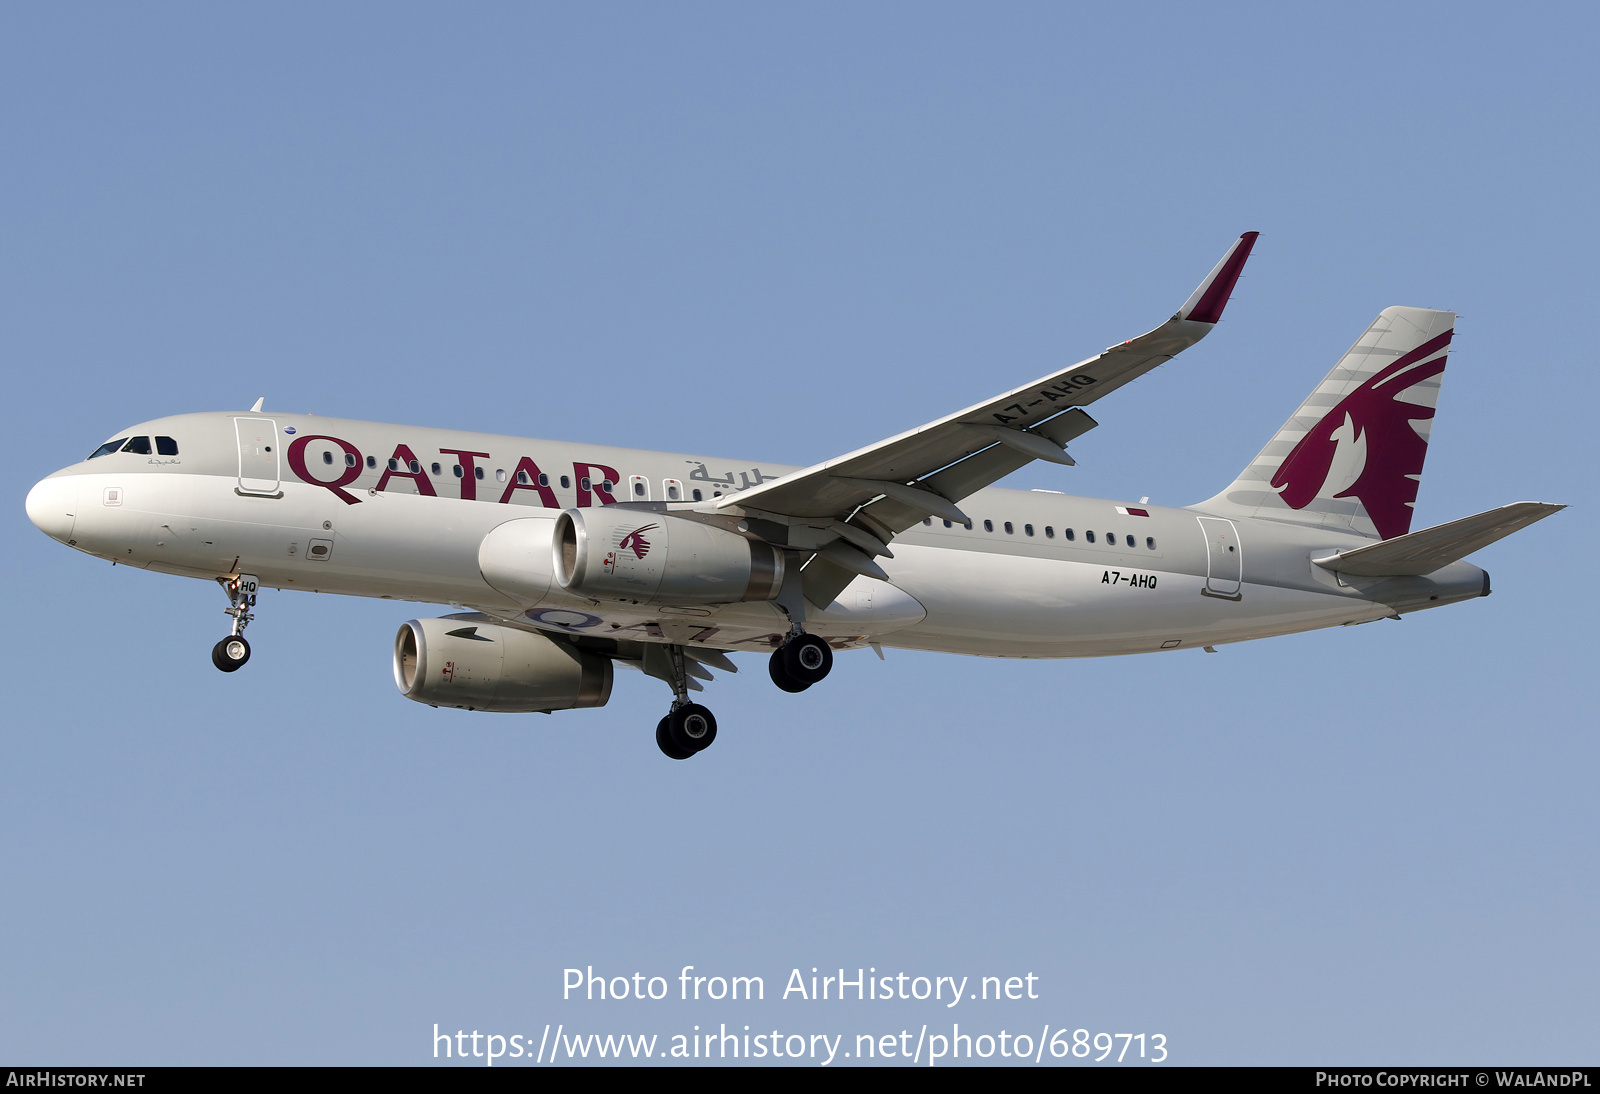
1197,516,1242,600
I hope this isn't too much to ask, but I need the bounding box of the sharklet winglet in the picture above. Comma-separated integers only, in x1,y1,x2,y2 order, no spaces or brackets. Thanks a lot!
1177,231,1259,325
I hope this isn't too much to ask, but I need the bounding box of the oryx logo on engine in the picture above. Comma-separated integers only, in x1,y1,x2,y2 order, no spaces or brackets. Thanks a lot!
618,524,658,560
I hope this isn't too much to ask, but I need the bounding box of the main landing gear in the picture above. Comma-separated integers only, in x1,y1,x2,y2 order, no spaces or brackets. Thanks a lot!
211,574,258,672
768,632,833,693
647,632,832,760
656,704,718,760
652,644,720,760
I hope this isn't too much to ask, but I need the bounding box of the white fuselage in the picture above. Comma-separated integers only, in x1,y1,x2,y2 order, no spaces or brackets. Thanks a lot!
26,410,1489,660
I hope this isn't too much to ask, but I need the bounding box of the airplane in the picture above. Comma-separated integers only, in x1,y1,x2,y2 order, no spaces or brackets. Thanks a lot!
24,232,1563,760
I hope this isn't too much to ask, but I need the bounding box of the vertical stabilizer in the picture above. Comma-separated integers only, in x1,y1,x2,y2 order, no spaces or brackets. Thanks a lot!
1198,306,1456,540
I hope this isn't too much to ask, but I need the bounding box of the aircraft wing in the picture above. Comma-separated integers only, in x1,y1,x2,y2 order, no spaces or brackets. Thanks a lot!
715,232,1258,602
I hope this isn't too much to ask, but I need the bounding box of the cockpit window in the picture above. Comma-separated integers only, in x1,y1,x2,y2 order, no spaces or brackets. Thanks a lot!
88,439,128,459
156,436,179,455
121,437,152,455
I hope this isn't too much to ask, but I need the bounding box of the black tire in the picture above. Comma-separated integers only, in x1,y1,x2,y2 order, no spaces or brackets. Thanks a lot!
768,648,811,693
782,634,833,686
212,635,251,672
656,716,695,760
668,703,718,753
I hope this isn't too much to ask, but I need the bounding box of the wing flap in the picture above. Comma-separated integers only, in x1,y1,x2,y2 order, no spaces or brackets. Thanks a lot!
854,409,1102,537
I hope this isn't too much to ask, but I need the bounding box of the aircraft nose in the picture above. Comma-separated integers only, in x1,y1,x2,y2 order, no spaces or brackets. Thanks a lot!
25,475,77,544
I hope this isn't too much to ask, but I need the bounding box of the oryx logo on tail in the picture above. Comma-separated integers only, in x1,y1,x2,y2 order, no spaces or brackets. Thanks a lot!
1271,330,1451,539
1201,307,1457,541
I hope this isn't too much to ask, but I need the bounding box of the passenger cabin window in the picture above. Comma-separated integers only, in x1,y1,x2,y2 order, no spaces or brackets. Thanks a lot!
367,456,377,468
89,439,128,459
1045,526,1054,538
943,519,953,528
452,464,463,478
408,460,421,474
663,478,683,501
156,436,179,456
692,488,703,502
121,437,152,455
1086,530,1095,543
344,453,357,467
1147,537,1156,549
1004,522,1014,534
322,451,334,464
517,470,530,484
984,520,994,532
538,473,549,487
431,462,442,476
1065,528,1075,541
923,517,932,525
495,468,506,482
475,467,485,480
560,475,571,489
1024,524,1034,536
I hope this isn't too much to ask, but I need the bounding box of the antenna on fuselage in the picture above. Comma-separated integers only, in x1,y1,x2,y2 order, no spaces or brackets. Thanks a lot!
249,397,264,412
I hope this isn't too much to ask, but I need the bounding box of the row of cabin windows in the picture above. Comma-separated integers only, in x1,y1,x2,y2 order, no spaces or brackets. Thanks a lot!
84,436,1144,538
90,435,717,505
88,436,180,459
89,434,715,505
84,437,1147,543
923,515,1156,550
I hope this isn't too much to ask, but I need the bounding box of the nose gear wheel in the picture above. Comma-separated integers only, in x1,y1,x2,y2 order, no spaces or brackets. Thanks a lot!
212,635,251,671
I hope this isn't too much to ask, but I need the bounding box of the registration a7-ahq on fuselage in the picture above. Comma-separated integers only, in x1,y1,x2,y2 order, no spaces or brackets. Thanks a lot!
25,233,1563,759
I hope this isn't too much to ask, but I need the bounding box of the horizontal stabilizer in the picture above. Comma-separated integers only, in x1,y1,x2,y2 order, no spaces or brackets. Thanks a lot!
1313,502,1564,576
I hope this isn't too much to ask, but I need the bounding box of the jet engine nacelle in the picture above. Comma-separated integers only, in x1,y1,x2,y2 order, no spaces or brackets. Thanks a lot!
393,616,612,713
553,508,784,605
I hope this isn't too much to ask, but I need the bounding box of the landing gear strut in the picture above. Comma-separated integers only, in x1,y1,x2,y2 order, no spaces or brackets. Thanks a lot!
652,644,719,760
768,631,833,693
212,574,258,672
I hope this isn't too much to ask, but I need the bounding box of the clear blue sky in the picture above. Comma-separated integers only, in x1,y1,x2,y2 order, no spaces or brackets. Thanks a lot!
2,2,1593,1065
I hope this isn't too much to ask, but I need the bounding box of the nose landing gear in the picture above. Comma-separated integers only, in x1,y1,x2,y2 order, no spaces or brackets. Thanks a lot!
212,574,258,672
768,632,833,693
